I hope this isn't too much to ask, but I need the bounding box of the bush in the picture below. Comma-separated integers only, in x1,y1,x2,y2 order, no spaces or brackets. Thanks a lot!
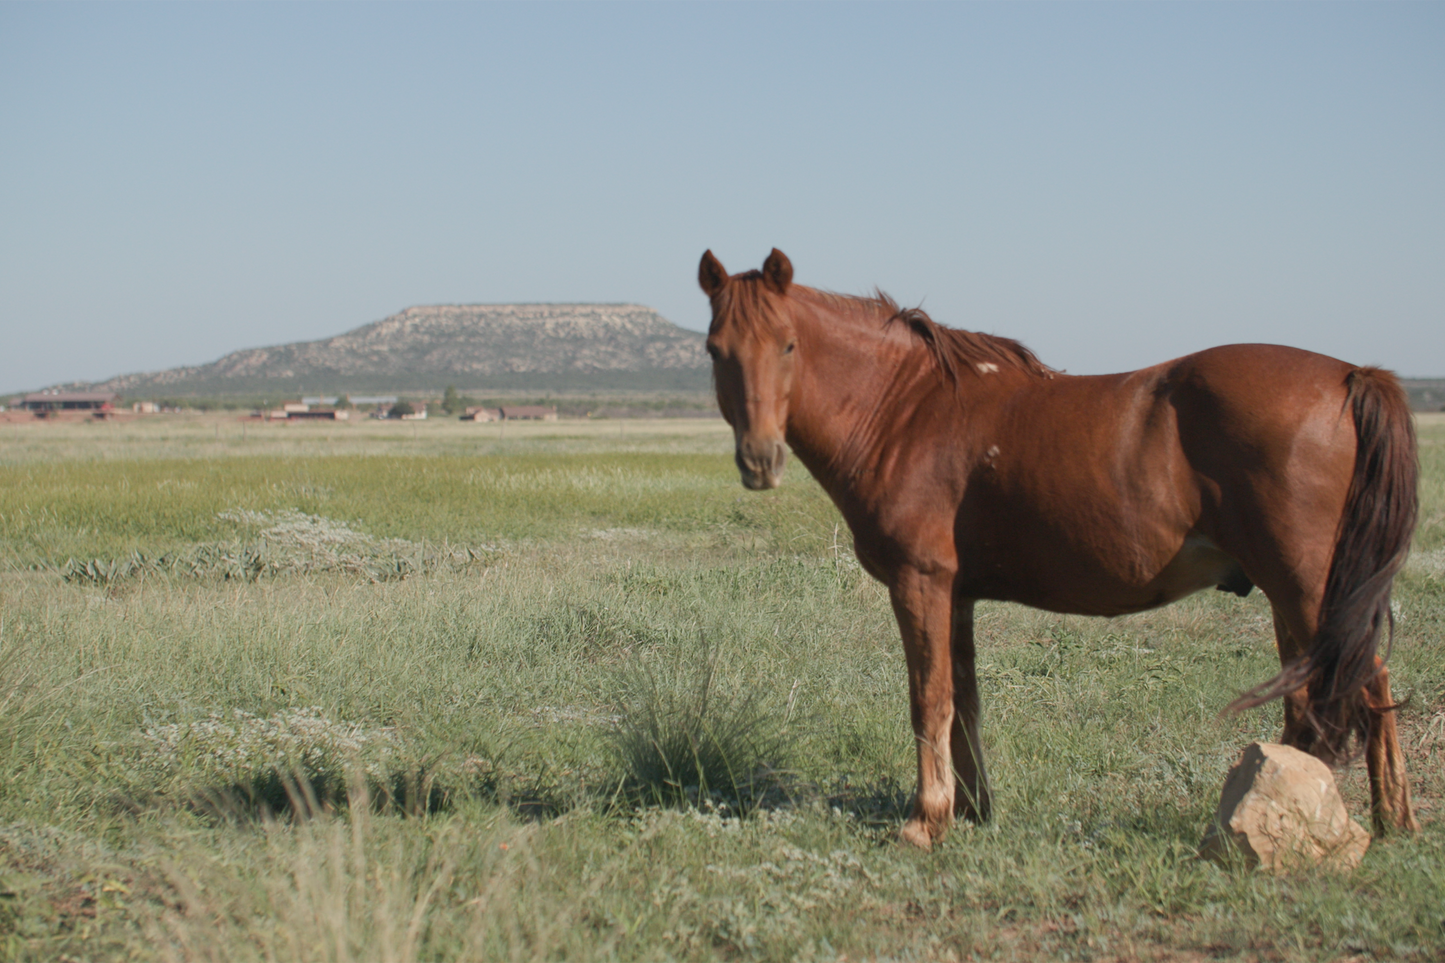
141,706,398,816
606,642,795,811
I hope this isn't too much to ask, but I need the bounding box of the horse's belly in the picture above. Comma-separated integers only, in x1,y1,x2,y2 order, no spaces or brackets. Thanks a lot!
1127,533,1249,611
976,534,1248,617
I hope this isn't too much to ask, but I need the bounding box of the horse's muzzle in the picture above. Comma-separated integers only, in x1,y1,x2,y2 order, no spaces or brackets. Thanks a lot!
736,438,787,490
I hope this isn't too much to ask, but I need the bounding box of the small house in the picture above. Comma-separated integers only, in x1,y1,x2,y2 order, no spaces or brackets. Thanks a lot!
288,408,349,421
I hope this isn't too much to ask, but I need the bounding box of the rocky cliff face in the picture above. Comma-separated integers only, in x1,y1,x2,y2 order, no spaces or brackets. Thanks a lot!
78,304,709,394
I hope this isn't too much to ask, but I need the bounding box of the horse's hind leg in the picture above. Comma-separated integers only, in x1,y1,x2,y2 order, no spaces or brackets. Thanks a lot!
1270,608,1315,751
1269,603,1416,834
950,599,991,823
1364,658,1417,833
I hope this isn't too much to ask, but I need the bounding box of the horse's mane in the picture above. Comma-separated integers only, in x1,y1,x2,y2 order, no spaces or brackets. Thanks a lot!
802,288,1055,383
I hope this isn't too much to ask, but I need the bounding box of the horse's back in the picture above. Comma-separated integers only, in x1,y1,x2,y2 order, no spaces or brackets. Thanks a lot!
959,343,1368,612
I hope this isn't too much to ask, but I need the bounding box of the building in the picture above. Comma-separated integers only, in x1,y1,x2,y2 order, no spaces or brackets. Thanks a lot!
499,405,558,421
288,409,350,421
16,391,118,416
266,400,349,421
462,406,502,422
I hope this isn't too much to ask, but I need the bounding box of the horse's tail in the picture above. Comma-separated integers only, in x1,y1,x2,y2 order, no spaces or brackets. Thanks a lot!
1230,366,1418,762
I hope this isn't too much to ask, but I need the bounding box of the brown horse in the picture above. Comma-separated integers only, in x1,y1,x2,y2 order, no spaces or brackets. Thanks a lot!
699,248,1418,849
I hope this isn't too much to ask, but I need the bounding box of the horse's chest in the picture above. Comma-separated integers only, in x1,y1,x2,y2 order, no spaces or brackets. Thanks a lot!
842,494,962,581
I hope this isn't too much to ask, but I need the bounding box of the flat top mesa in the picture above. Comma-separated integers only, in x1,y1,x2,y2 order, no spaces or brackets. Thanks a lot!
47,304,709,396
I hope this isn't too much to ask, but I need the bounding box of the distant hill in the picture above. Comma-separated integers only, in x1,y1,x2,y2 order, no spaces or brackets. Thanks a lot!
1404,379,1445,412
55,304,711,397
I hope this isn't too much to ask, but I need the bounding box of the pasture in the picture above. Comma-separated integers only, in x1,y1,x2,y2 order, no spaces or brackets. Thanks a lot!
2,414,1443,961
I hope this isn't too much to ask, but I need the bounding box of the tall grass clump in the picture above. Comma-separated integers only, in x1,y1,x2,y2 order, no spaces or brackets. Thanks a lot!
0,632,47,771
607,640,799,811
147,789,601,963
0,624,110,783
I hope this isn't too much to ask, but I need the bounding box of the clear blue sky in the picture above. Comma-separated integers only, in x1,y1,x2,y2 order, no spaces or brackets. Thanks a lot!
2,2,1441,392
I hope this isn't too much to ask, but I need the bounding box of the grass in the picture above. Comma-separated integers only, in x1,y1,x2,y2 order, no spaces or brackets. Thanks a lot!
0,417,797,571
0,411,734,466
0,414,1443,960
607,637,800,810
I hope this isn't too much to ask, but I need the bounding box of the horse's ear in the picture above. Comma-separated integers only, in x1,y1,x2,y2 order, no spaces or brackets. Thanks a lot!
762,248,793,294
698,250,730,297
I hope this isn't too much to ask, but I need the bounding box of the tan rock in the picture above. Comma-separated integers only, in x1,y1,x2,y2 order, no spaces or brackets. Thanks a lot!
1199,742,1369,874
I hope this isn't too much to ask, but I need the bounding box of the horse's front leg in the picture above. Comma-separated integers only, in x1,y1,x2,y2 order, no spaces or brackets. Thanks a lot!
889,566,958,850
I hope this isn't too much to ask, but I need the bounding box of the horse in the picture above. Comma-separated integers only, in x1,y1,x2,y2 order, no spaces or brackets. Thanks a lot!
698,248,1418,850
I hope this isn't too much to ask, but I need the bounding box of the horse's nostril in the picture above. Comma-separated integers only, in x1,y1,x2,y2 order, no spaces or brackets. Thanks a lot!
735,439,788,489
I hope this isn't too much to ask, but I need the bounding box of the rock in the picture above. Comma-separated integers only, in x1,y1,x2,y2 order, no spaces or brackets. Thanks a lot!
1199,742,1369,874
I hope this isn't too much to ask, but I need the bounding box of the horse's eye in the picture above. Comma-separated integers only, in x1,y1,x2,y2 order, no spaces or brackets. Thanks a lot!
784,342,796,355
706,344,721,360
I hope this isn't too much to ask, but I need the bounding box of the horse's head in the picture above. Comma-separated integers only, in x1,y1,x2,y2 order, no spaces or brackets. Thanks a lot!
698,248,797,490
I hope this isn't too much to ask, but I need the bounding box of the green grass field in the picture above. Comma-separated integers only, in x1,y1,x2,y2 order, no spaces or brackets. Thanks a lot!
2,415,1443,961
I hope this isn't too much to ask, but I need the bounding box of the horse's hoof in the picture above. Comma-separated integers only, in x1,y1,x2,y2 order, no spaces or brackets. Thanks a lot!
899,819,935,851
1372,813,1420,837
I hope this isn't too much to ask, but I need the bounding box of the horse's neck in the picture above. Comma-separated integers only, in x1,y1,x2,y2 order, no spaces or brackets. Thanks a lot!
784,300,935,489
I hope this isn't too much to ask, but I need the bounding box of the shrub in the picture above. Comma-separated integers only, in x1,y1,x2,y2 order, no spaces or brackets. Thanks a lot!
141,707,399,816
606,643,795,811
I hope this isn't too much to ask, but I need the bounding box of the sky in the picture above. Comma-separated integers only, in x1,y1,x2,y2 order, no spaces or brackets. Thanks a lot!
1,2,1441,393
